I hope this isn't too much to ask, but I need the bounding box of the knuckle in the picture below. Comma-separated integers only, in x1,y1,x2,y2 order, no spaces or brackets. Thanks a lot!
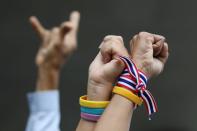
129,39,133,45
133,35,138,40
102,36,123,49
130,35,137,44
110,40,122,47
113,36,123,42
103,35,122,41
138,32,154,42
52,27,59,33
103,35,113,41
138,31,149,38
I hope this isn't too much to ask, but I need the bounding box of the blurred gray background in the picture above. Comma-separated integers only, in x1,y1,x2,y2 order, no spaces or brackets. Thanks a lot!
0,0,196,130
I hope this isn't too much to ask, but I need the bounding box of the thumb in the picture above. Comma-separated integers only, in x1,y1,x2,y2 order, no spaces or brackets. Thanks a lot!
103,58,125,79
153,39,165,56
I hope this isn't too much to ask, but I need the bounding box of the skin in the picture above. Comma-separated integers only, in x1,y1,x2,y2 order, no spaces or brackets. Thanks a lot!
94,32,169,131
76,35,129,131
130,32,169,78
29,11,80,91
77,32,169,131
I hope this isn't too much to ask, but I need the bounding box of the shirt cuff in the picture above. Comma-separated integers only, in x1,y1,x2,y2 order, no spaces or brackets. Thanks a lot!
27,90,60,112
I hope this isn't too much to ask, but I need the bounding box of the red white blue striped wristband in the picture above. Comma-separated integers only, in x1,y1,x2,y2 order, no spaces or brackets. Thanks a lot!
116,56,158,118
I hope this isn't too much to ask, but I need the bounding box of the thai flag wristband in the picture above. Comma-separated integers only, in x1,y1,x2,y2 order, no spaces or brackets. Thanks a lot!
115,56,158,118
79,95,109,122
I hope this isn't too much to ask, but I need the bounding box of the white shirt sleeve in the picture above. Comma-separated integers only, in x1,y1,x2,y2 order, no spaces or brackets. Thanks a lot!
25,90,60,131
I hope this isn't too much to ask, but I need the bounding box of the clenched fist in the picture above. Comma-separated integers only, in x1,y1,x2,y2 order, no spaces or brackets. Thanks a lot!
87,35,129,101
130,32,169,78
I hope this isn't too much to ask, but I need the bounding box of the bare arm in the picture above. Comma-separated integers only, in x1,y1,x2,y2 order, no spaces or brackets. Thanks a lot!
94,32,169,131
26,11,80,131
76,35,129,131
95,95,134,131
30,11,80,91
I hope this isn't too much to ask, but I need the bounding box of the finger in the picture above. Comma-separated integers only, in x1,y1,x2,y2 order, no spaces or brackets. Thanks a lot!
60,11,80,34
103,35,123,43
157,42,169,64
129,34,138,52
60,21,72,38
98,42,104,49
36,50,45,65
132,34,138,40
103,58,125,78
153,34,165,43
29,16,47,38
153,39,165,56
137,32,154,43
100,36,128,63
61,11,80,53
99,35,123,48
100,37,129,63
42,27,61,58
91,52,106,67
69,11,80,30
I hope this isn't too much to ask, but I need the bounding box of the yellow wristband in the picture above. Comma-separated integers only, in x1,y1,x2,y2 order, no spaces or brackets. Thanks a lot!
113,86,143,105
79,95,109,108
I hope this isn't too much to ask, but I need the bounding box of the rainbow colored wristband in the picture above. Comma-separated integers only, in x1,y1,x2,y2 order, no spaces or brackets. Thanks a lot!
80,107,105,115
79,95,109,122
79,95,109,108
80,112,100,122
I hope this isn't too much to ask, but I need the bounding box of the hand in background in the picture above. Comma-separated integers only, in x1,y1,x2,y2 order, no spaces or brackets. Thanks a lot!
87,35,129,101
30,11,80,70
130,32,169,78
29,11,80,91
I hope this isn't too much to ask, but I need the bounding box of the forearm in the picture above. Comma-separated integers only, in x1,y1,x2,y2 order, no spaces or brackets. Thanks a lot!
94,94,134,131
76,82,112,131
76,95,99,131
36,67,60,91
76,119,96,131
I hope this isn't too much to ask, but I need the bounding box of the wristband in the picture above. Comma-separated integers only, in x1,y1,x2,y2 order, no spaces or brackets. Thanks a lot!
116,56,158,117
79,95,108,122
79,95,109,108
113,86,143,105
80,112,100,122
80,107,105,115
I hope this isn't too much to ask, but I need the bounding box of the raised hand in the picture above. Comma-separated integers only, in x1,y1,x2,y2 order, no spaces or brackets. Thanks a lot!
30,11,80,70
30,11,80,91
130,32,169,78
87,35,129,101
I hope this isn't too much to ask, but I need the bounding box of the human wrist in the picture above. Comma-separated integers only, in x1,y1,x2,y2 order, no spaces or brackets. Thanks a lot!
132,58,151,79
36,67,60,91
112,94,135,110
87,79,113,101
